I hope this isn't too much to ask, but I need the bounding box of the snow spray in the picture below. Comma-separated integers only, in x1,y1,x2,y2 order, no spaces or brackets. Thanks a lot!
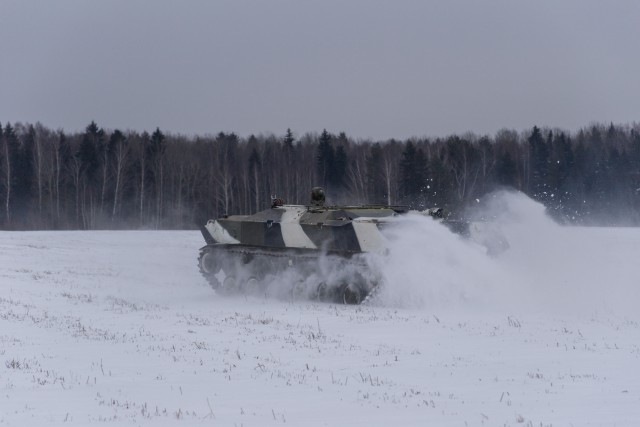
374,190,640,315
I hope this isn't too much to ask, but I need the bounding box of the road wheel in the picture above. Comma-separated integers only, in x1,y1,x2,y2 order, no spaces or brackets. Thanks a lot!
219,275,238,294
315,282,329,301
243,277,260,295
199,249,221,275
341,283,363,305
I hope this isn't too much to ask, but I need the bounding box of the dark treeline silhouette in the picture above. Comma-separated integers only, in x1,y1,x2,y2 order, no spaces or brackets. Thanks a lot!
1,121,639,230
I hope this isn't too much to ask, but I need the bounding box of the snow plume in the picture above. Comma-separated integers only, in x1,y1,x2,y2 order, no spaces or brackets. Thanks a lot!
374,190,640,315
371,212,513,310
483,191,640,315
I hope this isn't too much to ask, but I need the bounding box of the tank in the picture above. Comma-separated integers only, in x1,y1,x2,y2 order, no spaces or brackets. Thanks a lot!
197,187,507,304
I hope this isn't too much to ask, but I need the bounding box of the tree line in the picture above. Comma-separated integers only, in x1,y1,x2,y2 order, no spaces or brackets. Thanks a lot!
1,121,639,230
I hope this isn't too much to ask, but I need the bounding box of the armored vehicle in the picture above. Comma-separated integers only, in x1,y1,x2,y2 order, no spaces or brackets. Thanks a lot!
198,188,507,304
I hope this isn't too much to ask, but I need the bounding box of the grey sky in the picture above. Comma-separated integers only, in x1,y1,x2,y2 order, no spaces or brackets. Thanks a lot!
1,1,639,140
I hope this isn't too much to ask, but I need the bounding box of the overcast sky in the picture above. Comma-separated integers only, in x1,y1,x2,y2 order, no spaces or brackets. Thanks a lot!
1,1,639,140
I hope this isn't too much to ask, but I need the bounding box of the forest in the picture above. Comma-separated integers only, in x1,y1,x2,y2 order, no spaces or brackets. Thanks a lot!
1,121,639,230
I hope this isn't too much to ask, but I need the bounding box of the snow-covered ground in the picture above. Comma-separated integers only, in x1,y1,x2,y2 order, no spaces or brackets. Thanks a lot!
1,193,640,426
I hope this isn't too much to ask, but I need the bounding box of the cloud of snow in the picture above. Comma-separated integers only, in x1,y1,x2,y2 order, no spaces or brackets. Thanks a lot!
374,190,640,315
370,211,515,310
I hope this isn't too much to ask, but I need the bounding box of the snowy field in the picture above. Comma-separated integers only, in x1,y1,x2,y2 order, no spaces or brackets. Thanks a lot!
1,194,640,426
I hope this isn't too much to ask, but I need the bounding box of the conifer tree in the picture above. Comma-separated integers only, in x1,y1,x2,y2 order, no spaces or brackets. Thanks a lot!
366,143,385,204
528,126,549,200
316,129,334,189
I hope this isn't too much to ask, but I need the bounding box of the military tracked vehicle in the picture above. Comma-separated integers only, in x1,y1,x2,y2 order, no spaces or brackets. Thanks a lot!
198,187,507,304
